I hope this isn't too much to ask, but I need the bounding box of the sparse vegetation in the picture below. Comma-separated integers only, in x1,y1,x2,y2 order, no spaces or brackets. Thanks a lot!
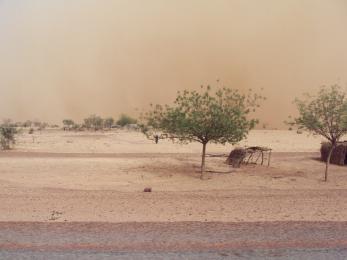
104,117,115,129
62,119,75,130
33,121,48,130
0,126,17,150
290,85,347,181
141,85,264,179
84,115,104,131
23,120,33,128
116,114,137,127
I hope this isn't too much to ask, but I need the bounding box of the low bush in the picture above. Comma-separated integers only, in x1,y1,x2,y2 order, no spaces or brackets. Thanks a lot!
116,114,137,127
0,126,17,150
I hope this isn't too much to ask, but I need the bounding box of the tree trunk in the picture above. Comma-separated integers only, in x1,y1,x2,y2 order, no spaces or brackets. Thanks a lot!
200,142,207,180
325,143,335,182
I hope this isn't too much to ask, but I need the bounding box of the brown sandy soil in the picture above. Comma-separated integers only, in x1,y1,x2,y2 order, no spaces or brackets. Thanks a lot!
0,130,346,222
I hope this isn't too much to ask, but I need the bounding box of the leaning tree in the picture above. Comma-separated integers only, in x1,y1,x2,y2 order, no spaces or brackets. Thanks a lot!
290,85,347,181
141,86,264,179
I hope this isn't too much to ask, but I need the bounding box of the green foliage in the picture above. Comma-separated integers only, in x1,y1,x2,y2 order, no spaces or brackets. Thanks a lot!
84,115,104,131
142,86,263,144
70,123,82,131
62,119,75,128
104,117,115,128
0,126,17,150
291,85,347,143
290,85,347,181
141,85,264,178
117,114,137,127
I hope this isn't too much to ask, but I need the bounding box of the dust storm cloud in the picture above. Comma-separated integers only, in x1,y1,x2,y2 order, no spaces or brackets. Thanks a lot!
0,0,346,127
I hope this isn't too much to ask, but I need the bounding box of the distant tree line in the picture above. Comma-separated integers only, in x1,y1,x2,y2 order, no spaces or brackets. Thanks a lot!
0,119,60,149
0,114,138,150
0,119,55,130
62,114,138,131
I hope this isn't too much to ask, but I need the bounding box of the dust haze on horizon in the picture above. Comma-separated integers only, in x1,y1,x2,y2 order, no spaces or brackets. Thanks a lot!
0,0,346,128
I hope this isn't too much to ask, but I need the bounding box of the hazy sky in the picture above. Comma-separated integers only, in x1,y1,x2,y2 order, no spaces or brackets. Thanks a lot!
0,0,347,127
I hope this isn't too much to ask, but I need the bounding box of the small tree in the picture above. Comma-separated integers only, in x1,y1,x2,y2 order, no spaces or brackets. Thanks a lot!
290,85,347,181
141,86,264,179
117,114,137,127
0,126,17,150
62,119,75,130
84,115,104,131
104,117,115,129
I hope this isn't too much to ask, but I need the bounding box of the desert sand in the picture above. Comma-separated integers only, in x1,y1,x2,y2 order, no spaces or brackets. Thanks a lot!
0,129,346,223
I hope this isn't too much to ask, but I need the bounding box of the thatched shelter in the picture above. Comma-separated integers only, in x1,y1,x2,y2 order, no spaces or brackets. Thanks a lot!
226,148,247,168
226,146,272,168
320,141,347,166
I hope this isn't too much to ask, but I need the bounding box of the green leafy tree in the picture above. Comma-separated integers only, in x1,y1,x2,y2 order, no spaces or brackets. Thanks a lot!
62,119,75,130
141,86,264,179
290,85,347,181
0,126,17,150
84,115,104,131
104,117,115,129
116,114,137,127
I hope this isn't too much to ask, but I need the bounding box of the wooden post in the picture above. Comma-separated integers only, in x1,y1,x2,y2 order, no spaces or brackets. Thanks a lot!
255,151,262,164
261,151,264,165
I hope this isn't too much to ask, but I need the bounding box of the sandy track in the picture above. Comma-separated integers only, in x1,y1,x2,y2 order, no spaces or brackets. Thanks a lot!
0,151,197,158
1,188,347,222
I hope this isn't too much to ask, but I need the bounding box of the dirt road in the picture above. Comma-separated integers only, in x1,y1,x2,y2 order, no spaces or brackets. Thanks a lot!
1,221,347,259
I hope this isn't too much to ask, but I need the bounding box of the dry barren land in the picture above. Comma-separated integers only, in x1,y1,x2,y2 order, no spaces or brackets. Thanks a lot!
1,130,347,258
0,129,346,223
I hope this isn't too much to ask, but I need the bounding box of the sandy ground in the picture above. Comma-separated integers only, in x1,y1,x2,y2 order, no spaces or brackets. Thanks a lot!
1,129,347,258
14,129,324,153
0,129,346,223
